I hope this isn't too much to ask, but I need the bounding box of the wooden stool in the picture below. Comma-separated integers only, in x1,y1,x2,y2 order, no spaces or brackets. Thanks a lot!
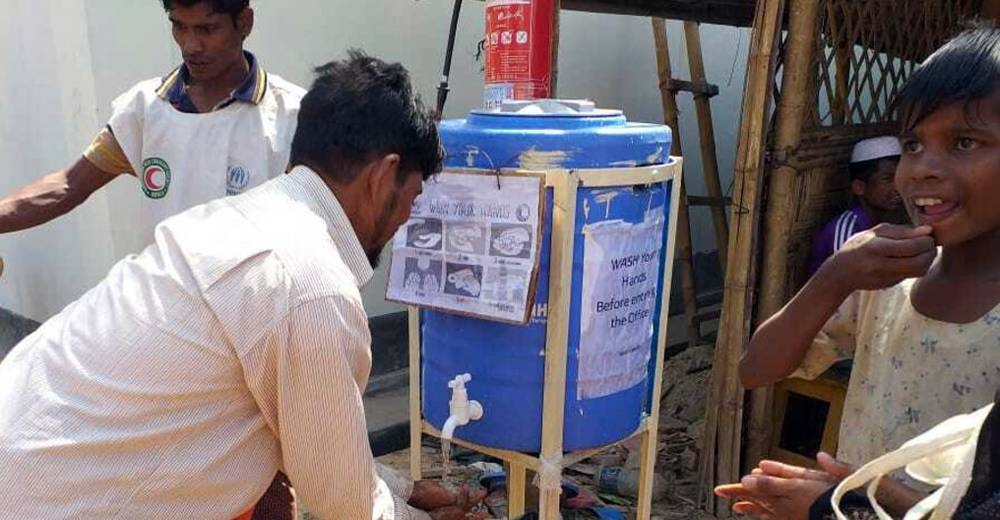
769,374,847,468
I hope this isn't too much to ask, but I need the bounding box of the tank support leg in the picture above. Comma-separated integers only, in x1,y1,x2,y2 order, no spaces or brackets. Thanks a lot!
408,307,423,481
636,425,657,520
507,462,527,518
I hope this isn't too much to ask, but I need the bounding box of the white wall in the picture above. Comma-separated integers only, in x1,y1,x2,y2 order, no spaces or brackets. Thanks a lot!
0,0,117,321
0,0,748,321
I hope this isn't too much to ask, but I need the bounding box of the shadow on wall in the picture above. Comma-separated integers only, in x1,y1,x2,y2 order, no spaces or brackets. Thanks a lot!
0,308,39,360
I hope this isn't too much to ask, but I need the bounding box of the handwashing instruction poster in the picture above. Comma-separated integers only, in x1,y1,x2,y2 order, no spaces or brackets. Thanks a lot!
386,170,544,324
578,216,665,400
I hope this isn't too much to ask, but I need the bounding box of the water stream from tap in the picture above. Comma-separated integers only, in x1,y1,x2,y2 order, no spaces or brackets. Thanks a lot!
441,439,452,483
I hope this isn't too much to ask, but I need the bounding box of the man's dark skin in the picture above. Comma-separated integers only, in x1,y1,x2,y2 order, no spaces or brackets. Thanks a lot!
168,2,253,112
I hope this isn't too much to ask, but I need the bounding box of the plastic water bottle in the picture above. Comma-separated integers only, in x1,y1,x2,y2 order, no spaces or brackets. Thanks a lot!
596,451,668,501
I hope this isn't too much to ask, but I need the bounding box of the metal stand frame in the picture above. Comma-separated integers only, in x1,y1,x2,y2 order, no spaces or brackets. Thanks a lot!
408,160,683,520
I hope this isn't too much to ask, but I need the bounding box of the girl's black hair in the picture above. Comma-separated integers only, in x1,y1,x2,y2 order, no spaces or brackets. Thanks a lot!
894,24,1000,131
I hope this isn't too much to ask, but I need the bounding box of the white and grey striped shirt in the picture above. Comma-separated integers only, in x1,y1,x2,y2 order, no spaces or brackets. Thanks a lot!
0,166,425,520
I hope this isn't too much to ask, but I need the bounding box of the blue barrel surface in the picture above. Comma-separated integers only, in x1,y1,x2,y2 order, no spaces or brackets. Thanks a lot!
423,100,673,452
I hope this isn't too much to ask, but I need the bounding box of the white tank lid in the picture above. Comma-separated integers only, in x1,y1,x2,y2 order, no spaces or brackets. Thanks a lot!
473,98,623,117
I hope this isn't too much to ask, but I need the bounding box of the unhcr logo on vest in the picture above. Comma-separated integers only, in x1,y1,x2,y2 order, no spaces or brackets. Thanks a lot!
226,165,251,196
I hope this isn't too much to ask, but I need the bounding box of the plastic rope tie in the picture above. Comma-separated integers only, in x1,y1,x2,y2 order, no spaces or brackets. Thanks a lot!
533,454,564,493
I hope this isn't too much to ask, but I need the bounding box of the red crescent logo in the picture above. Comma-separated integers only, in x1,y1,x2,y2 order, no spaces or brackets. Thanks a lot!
145,167,164,190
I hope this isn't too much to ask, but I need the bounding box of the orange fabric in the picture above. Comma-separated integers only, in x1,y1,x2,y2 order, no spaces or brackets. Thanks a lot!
232,508,254,520
83,128,135,175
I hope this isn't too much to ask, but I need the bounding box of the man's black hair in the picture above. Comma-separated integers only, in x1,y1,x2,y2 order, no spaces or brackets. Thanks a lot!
849,156,898,183
290,49,443,183
161,0,249,23
894,24,1000,132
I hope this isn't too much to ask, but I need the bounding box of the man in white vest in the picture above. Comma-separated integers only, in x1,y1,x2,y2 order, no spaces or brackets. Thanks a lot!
0,0,304,242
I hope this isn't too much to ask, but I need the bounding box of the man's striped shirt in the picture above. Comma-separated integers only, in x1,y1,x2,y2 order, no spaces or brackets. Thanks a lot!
0,166,426,519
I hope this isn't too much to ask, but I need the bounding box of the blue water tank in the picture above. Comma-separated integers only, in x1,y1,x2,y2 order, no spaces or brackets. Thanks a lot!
422,100,673,452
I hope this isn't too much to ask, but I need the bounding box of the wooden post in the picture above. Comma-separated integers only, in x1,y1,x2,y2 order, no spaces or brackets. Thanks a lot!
683,21,730,270
651,17,700,348
408,307,423,481
699,0,787,515
747,0,820,470
636,162,684,520
508,462,527,518
538,170,578,519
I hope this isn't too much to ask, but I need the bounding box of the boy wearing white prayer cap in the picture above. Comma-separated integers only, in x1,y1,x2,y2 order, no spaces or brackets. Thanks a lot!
807,136,904,275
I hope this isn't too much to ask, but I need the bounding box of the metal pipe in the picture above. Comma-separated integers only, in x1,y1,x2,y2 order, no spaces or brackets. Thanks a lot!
436,0,464,119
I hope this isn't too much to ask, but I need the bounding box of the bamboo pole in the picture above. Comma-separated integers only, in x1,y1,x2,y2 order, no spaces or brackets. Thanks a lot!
830,1,851,127
747,0,821,470
651,17,700,348
683,21,730,270
699,0,787,515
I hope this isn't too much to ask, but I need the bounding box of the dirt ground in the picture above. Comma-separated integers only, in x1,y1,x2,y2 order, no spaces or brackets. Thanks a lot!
377,446,717,519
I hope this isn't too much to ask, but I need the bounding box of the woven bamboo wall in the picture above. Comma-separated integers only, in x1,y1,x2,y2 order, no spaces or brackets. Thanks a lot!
814,0,983,126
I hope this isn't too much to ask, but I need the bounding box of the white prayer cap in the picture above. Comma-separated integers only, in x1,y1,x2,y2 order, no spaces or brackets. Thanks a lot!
851,136,901,163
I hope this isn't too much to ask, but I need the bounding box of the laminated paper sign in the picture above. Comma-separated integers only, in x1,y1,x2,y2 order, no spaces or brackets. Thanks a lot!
387,171,543,324
578,216,665,400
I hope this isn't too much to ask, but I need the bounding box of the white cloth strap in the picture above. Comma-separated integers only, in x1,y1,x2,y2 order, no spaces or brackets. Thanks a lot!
831,404,993,520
